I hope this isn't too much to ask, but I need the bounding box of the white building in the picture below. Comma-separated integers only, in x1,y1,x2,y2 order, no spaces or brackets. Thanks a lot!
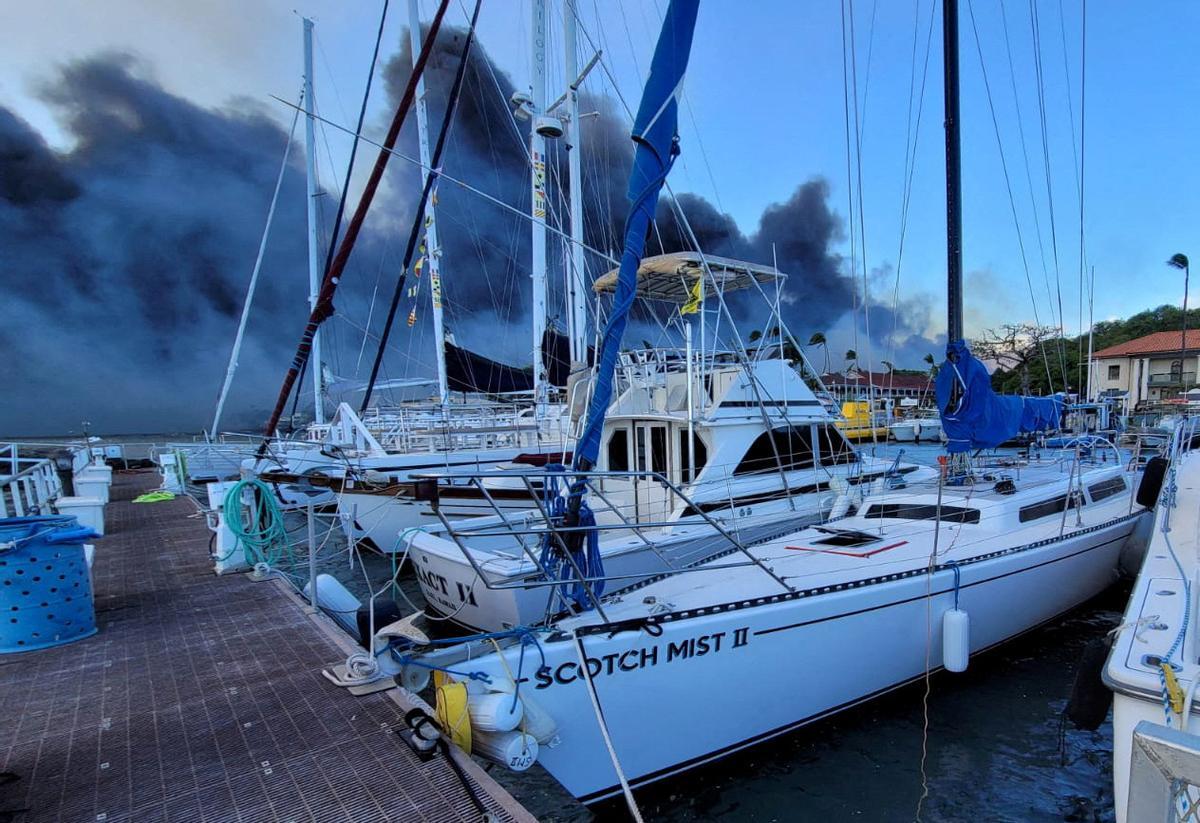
1091,330,1200,409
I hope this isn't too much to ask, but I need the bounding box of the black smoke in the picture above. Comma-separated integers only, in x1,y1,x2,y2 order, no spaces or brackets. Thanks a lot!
1,29,933,435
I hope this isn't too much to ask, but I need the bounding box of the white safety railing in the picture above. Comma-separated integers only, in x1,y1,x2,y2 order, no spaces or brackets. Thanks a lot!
1127,721,1200,822
0,443,70,517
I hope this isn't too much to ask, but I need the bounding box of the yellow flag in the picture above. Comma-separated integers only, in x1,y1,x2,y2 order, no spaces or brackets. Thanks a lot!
680,277,703,315
414,256,424,277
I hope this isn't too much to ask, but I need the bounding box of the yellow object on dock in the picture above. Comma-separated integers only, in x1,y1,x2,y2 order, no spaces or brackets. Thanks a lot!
835,400,891,441
434,671,473,754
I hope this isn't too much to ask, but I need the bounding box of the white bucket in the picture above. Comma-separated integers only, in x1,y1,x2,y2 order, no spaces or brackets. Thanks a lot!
74,470,110,505
56,496,105,536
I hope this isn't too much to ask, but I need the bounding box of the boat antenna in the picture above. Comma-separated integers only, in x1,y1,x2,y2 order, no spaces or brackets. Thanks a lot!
944,0,963,346
257,0,452,456
359,0,484,414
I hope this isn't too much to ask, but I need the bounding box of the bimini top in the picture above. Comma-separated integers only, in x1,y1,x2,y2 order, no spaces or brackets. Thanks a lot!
592,251,784,303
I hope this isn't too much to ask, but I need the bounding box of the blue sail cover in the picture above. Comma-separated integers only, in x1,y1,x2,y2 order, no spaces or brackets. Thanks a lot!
572,0,700,471
935,339,1062,453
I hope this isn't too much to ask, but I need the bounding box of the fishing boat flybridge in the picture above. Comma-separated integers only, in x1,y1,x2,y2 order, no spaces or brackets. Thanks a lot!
336,0,1153,802
402,253,935,630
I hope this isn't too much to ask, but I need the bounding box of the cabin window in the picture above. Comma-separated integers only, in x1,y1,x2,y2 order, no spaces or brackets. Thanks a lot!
1018,494,1081,523
679,431,708,483
813,528,882,547
863,503,981,524
1088,476,1127,502
1107,364,1120,380
607,429,629,472
650,426,668,477
733,427,816,476
817,424,859,466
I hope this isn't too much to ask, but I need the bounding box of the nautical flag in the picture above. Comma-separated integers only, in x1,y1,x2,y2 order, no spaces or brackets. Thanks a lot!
407,308,417,327
680,277,703,315
414,256,424,277
408,285,418,298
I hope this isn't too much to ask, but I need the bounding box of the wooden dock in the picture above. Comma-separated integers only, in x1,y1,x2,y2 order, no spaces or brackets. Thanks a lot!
0,472,537,822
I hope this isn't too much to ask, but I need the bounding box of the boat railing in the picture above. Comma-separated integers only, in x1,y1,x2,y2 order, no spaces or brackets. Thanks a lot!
0,442,72,517
1125,720,1200,823
410,467,796,622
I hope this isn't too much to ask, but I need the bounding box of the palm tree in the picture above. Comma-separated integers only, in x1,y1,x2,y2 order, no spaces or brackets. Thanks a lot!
881,359,894,373
808,332,829,374
845,349,858,373
749,329,762,343
923,352,939,379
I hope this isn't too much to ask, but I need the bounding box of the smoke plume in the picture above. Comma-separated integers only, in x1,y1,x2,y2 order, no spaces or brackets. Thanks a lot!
0,28,936,435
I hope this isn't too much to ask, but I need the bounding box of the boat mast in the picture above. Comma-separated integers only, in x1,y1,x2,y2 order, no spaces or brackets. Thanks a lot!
303,18,325,425
564,0,588,365
407,0,450,409
530,0,550,412
943,0,963,345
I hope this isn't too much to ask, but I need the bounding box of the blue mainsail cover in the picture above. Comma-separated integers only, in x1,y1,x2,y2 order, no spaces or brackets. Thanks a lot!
935,339,1062,453
571,0,700,472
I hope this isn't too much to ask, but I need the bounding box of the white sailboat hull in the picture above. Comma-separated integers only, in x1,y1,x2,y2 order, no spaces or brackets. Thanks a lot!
459,513,1138,802
410,502,828,629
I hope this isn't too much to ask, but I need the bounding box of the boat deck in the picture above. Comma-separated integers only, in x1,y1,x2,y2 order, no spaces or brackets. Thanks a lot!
0,472,536,823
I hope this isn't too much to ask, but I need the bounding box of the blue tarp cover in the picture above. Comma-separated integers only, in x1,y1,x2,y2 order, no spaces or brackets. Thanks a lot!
935,339,1062,453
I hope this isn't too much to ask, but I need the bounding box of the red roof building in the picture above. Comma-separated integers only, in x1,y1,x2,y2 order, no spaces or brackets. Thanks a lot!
820,370,933,398
1092,330,1200,407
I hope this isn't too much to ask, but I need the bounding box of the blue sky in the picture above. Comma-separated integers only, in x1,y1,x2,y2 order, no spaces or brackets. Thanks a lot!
4,0,1198,347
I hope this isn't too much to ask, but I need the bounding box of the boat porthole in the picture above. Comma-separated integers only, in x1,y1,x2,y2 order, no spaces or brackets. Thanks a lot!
1157,590,1177,596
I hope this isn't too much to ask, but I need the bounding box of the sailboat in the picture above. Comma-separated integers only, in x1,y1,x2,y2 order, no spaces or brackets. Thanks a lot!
371,0,1153,802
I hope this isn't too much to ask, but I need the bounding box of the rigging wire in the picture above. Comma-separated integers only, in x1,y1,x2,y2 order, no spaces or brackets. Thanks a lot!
1029,0,1072,390
886,0,936,396
287,3,391,419
964,0,1056,393
360,0,484,413
1000,2,1060,385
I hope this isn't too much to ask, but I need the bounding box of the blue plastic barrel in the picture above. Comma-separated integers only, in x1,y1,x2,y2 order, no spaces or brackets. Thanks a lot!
1,515,98,653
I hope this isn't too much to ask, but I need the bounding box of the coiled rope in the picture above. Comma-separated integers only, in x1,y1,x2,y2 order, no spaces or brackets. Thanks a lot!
221,478,295,566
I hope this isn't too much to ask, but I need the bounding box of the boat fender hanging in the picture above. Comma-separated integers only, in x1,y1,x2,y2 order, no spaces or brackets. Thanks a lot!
943,608,970,673
473,730,539,772
1137,456,1169,509
492,686,559,745
354,599,403,650
1064,634,1114,730
466,690,524,732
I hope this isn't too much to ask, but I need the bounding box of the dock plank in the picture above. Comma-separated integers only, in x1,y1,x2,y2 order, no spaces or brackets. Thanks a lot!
0,472,536,823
